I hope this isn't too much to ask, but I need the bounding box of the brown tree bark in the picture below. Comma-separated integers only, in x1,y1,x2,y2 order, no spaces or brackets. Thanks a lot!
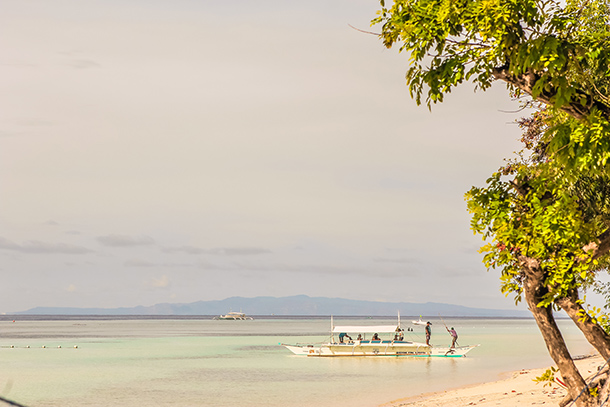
557,289,610,361
520,257,596,406
553,228,610,362
584,229,610,262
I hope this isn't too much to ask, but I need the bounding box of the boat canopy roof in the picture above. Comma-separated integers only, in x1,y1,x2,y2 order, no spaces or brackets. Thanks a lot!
332,325,399,333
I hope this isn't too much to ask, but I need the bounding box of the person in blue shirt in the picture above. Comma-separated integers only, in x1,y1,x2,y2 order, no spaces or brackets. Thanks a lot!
425,322,432,346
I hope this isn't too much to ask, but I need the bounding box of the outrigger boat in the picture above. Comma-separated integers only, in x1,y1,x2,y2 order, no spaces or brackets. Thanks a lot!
282,314,478,358
412,316,427,326
213,311,253,320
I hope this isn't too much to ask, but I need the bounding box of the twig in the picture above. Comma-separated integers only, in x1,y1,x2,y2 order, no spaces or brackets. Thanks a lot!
347,24,380,36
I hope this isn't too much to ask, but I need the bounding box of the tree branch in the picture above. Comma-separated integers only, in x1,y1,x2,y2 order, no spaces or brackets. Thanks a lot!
556,288,610,360
491,66,610,122
583,228,610,261
348,24,380,36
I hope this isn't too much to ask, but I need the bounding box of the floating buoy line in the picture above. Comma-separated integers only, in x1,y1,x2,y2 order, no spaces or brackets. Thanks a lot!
1,345,78,349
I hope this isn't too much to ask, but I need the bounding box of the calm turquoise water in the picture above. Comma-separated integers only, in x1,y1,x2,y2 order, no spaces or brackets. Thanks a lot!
0,317,594,407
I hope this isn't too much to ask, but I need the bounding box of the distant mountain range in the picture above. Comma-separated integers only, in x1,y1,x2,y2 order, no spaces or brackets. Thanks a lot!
15,295,530,317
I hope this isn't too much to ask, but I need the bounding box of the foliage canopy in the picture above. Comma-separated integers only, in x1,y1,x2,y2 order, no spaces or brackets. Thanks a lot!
372,0,610,118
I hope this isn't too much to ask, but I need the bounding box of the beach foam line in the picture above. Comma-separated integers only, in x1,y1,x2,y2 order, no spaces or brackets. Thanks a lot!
380,354,602,407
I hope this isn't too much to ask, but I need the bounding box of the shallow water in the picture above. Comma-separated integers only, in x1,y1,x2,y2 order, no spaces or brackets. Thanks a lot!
0,317,594,407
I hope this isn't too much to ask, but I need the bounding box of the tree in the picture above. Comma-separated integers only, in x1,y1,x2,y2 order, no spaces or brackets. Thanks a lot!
372,1,610,405
466,108,610,405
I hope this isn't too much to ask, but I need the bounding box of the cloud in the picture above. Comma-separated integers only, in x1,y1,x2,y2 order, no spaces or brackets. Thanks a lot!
163,245,271,256
434,265,482,278
0,61,37,68
124,259,156,268
162,245,206,255
151,275,171,288
195,260,407,278
124,259,196,268
373,257,420,264
0,130,24,138
14,118,55,127
97,234,155,247
160,262,195,268
214,247,271,256
0,237,92,254
196,260,237,271
65,59,101,69
275,264,404,278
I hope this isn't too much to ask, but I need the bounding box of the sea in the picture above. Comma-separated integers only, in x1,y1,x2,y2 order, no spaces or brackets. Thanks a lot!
0,315,595,407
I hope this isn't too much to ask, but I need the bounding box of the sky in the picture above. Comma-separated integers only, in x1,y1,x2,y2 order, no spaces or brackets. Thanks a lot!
0,0,536,313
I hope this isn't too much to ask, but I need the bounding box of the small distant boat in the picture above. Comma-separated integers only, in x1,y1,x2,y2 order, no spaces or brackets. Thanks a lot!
412,316,427,326
213,311,253,320
281,313,478,358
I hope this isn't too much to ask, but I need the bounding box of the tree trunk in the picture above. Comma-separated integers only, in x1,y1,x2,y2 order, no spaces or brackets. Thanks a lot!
521,258,595,406
557,289,610,361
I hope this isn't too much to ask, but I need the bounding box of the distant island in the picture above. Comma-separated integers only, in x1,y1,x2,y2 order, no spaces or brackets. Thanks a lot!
14,295,530,317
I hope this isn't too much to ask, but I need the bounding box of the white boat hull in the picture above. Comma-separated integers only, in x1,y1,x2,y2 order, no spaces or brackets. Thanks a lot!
213,312,253,320
282,341,477,358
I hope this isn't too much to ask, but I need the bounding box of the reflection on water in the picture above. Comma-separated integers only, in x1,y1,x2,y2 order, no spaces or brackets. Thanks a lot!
0,317,594,407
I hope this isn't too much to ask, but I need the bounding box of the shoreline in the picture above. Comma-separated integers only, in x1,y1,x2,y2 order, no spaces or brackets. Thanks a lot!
380,354,604,407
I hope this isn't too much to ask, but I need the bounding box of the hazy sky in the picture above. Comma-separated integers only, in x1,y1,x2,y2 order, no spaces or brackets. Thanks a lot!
1,0,533,313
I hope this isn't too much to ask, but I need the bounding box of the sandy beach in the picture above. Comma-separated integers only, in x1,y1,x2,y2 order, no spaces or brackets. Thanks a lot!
381,354,604,407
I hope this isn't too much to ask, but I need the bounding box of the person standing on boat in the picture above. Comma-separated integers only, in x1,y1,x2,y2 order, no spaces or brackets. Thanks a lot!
447,327,458,348
425,322,432,346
